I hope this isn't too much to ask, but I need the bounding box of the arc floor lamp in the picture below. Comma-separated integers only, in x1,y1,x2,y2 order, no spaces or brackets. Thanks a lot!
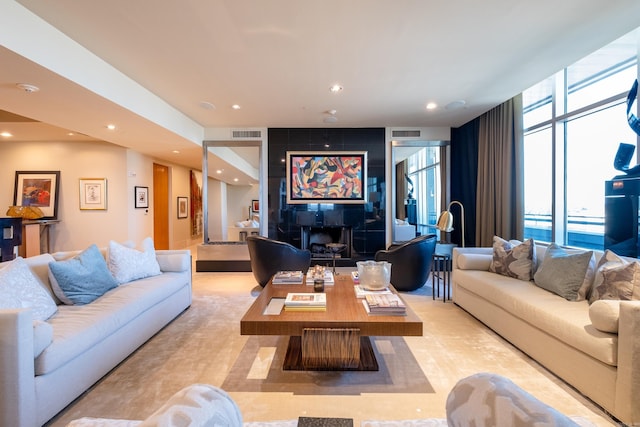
436,200,465,247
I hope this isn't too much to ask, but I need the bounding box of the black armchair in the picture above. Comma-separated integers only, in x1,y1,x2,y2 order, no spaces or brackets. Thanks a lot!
374,234,437,292
246,235,312,287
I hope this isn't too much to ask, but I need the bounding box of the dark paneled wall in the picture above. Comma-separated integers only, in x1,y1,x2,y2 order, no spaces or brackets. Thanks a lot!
267,128,386,262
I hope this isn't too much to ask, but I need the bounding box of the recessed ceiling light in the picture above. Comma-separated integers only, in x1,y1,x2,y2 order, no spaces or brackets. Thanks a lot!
231,104,241,110
200,101,216,110
16,83,39,93
216,169,223,174
426,102,437,110
1,131,13,138
445,100,467,110
233,178,239,182
172,150,180,154
281,158,285,163
329,84,343,93
106,124,116,130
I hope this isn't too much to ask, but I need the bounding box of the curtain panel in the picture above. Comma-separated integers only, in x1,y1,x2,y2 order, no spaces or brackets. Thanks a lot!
475,95,524,247
451,120,479,247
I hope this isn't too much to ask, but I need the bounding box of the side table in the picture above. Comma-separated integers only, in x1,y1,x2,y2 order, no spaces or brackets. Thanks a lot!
431,243,456,302
431,254,451,302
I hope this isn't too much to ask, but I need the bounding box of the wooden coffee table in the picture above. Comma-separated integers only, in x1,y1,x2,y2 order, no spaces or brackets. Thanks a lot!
240,274,423,371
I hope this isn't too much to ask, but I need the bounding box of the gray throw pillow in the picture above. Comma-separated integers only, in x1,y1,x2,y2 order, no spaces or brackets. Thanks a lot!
534,244,593,301
49,244,118,305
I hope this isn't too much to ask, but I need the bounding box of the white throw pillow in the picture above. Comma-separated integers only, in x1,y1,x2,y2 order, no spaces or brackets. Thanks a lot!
108,237,161,284
0,257,57,321
139,384,243,427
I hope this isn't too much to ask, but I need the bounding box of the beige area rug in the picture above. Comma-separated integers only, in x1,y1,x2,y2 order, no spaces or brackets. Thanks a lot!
46,270,617,427
222,335,434,395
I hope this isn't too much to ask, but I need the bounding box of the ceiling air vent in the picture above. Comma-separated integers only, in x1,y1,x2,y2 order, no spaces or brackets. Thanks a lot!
391,130,421,138
231,129,262,139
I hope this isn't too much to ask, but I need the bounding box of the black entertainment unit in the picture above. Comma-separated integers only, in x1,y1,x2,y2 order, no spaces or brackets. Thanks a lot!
604,177,640,257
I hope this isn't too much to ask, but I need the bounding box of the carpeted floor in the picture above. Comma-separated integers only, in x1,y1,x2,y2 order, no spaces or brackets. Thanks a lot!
46,268,618,426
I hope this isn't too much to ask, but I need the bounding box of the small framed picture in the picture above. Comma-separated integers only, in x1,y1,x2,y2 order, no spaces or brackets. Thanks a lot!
135,186,149,209
79,178,107,210
251,199,259,213
14,170,61,219
177,196,188,219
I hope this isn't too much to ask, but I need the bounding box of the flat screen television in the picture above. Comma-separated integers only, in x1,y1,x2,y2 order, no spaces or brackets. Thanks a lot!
286,151,367,204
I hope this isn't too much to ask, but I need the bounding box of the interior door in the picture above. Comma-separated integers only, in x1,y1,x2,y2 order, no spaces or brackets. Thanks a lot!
153,163,170,249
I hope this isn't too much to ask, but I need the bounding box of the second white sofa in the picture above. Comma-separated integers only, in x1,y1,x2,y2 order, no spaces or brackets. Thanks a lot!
452,241,640,426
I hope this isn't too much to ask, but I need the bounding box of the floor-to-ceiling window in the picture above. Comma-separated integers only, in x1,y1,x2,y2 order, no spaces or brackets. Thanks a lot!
406,146,441,237
523,28,639,249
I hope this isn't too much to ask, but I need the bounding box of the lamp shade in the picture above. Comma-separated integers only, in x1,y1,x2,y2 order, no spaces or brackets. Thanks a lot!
436,211,454,232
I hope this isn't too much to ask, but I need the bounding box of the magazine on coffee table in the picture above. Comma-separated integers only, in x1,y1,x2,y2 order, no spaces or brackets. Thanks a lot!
284,292,326,307
353,285,392,299
272,271,304,284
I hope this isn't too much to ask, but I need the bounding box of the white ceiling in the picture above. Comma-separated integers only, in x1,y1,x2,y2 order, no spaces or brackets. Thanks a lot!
1,1,640,183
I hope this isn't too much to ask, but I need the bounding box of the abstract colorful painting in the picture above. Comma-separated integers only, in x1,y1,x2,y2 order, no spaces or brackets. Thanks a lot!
286,151,367,204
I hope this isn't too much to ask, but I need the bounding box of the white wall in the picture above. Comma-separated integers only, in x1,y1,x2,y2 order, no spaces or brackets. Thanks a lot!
0,140,198,252
205,177,224,242
125,150,154,244
227,185,259,224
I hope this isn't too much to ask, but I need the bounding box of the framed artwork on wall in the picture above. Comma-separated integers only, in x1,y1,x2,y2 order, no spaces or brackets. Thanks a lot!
79,178,107,210
286,151,367,204
251,199,259,213
177,196,188,219
13,170,61,219
135,186,149,209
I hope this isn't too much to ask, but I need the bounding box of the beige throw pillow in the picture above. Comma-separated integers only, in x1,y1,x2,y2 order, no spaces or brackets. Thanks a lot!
588,300,620,333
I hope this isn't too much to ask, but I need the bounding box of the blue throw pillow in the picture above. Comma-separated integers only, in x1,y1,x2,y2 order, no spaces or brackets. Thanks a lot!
48,244,118,305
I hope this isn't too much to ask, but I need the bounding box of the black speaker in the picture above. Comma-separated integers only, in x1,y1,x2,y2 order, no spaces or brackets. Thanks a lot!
614,142,635,171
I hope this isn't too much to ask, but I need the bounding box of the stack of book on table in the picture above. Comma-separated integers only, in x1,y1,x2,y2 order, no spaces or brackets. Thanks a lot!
284,292,327,311
272,270,304,284
362,293,406,315
306,269,334,284
353,284,392,299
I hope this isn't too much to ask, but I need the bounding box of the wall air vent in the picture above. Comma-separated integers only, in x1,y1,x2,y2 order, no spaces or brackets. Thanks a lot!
391,130,421,138
231,129,262,139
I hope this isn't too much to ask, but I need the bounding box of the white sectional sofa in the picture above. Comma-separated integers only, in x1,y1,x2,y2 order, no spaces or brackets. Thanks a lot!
452,241,640,426
0,242,192,427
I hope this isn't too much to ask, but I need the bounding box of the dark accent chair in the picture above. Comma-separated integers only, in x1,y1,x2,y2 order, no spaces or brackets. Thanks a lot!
246,235,312,287
374,234,437,292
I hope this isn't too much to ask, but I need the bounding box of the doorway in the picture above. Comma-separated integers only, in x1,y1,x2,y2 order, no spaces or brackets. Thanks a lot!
153,163,170,249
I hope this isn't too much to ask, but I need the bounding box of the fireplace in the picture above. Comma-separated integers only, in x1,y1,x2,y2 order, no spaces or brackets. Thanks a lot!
300,226,352,259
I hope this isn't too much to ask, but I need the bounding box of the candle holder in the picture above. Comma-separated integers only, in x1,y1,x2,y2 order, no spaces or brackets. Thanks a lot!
326,243,347,276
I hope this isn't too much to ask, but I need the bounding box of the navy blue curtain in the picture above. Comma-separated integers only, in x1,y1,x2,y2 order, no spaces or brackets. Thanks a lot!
450,118,480,247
